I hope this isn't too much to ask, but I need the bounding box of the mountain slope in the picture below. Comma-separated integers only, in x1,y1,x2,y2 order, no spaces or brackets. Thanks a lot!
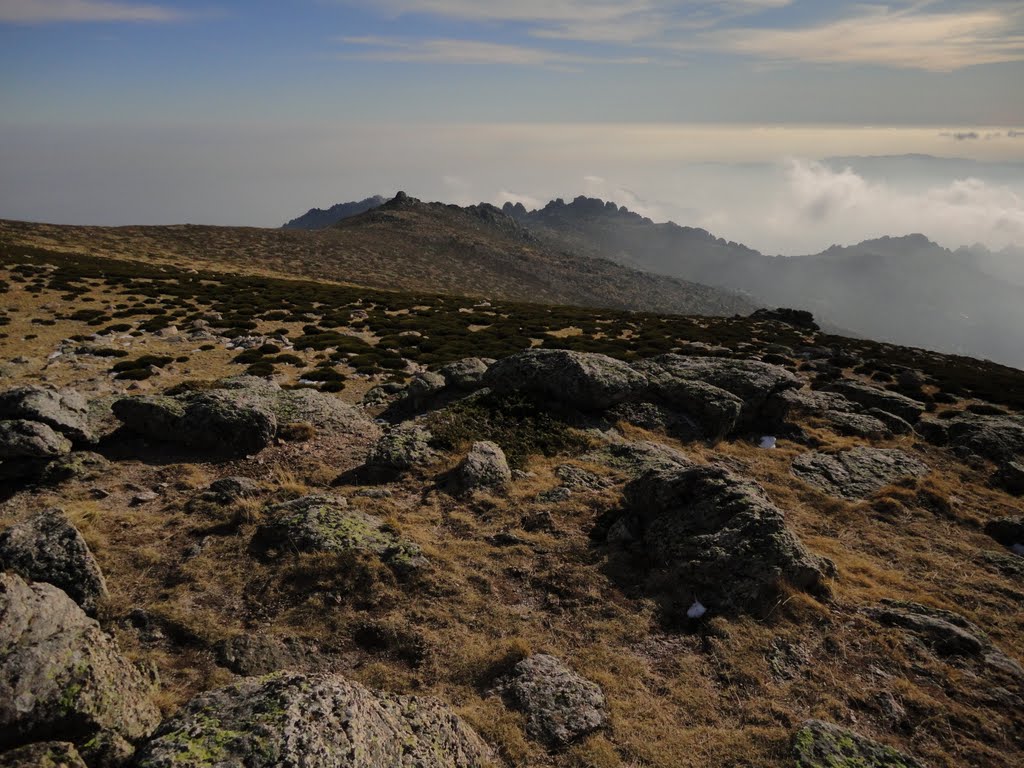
0,196,756,318
282,195,387,230
507,197,1024,368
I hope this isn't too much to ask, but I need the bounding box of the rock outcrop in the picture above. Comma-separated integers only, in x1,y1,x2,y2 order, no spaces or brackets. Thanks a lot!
611,463,834,615
792,447,929,500
113,392,276,457
133,672,491,768
438,357,491,391
0,508,108,616
0,386,93,444
0,420,72,459
793,719,924,768
251,495,424,570
365,423,435,475
0,573,160,758
457,440,511,492
636,355,799,438
0,742,88,768
483,349,647,411
823,380,925,423
498,654,607,748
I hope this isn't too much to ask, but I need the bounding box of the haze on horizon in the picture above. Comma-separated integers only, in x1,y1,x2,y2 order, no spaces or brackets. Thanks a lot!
2,0,1024,255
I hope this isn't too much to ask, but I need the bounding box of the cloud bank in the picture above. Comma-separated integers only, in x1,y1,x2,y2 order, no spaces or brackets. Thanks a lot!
0,0,183,23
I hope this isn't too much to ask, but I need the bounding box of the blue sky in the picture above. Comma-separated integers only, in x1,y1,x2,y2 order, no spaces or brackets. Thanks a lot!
1,1,1023,250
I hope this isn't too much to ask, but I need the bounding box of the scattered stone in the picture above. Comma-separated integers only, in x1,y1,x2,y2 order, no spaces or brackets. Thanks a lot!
365,423,435,473
0,508,108,616
824,380,925,423
538,487,573,504
614,463,834,615
133,672,490,768
498,654,607,748
200,476,262,503
438,357,490,391
0,742,88,768
131,490,159,505
457,440,511,491
483,349,647,411
793,720,924,768
0,573,160,756
0,419,72,459
792,447,929,500
252,495,424,571
554,464,609,491
214,634,313,676
0,386,93,443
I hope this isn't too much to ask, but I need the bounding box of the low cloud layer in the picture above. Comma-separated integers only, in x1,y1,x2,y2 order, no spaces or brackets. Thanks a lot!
0,0,182,23
746,159,1024,253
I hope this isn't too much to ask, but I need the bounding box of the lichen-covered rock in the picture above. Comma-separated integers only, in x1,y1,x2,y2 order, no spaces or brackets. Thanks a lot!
793,720,924,768
606,401,701,440
824,380,926,423
199,476,262,503
0,420,72,459
0,386,93,444
0,573,160,756
792,447,929,500
498,654,607,748
779,388,858,415
220,377,377,437
0,741,88,768
133,672,491,768
252,495,423,570
458,441,511,491
615,463,834,615
636,355,799,436
483,349,648,411
366,423,435,472
0,508,108,616
37,451,109,486
554,464,609,491
438,357,490,391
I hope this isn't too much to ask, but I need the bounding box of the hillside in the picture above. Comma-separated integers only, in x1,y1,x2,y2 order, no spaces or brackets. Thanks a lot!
1,240,1023,767
282,195,387,230
504,197,1024,369
0,196,756,319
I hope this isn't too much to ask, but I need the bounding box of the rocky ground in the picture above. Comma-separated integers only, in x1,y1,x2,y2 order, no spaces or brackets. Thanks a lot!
1,247,1022,767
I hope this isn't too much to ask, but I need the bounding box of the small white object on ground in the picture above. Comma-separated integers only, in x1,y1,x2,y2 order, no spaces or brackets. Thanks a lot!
686,600,707,619
759,436,777,449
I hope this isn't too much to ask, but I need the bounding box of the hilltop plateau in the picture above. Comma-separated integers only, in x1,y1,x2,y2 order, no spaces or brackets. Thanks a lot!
0,236,1022,768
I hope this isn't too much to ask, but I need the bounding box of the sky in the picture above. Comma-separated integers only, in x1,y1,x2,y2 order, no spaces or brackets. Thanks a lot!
1,0,1023,254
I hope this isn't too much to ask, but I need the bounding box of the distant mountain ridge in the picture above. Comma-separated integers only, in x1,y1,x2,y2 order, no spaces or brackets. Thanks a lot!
282,196,387,230
502,195,1024,368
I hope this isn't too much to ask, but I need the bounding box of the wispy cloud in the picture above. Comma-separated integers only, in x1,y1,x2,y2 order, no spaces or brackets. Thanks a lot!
0,0,183,23
336,35,650,69
713,5,1024,71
